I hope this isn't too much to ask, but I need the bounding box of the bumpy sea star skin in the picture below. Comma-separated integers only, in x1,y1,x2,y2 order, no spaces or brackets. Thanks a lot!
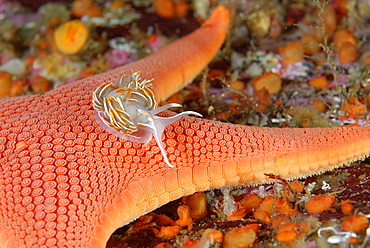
0,5,370,248
0,6,230,247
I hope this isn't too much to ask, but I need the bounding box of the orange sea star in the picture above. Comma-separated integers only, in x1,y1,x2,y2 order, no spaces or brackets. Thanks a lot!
0,5,370,248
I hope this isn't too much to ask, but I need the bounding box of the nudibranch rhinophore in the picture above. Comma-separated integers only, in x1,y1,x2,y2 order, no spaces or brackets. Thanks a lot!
92,70,202,167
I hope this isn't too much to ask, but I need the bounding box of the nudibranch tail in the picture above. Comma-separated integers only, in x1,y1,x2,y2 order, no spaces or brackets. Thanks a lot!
92,70,202,167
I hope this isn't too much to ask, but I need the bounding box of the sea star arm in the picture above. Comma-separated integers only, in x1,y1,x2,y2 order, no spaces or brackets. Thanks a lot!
1,5,370,248
114,4,231,103
90,117,370,246
0,5,230,248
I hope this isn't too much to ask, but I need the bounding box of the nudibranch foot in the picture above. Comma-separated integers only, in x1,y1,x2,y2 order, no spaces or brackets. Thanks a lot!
135,108,202,167
95,111,153,144
92,70,202,167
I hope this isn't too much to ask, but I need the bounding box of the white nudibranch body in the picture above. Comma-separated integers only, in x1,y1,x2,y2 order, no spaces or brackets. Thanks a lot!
92,70,202,167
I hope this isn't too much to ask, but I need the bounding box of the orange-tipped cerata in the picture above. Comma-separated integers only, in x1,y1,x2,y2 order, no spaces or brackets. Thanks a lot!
1,5,370,248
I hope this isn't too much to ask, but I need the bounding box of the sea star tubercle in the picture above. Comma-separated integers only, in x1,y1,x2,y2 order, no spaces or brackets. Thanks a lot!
1,5,370,248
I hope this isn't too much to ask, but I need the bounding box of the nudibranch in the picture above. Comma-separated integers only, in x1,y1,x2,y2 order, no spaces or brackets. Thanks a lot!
92,70,202,167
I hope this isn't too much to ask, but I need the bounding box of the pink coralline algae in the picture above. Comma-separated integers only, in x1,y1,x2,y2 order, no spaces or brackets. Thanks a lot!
105,48,137,69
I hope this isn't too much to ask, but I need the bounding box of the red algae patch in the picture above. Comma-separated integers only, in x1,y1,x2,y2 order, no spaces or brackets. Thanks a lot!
275,223,308,244
252,72,282,94
180,229,223,248
339,200,355,215
181,192,207,220
282,41,304,64
321,3,337,35
333,29,357,49
154,243,174,248
223,226,256,248
155,226,181,239
253,210,271,223
300,33,321,55
71,0,102,17
175,205,193,230
339,42,357,63
108,0,125,11
9,78,28,97
308,76,330,89
275,230,297,244
306,194,336,214
71,0,94,17
153,0,190,19
227,193,263,221
259,195,274,215
31,76,52,94
0,71,13,97
153,0,175,19
312,99,328,112
342,96,367,117
275,197,298,215
229,80,245,91
341,215,369,232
